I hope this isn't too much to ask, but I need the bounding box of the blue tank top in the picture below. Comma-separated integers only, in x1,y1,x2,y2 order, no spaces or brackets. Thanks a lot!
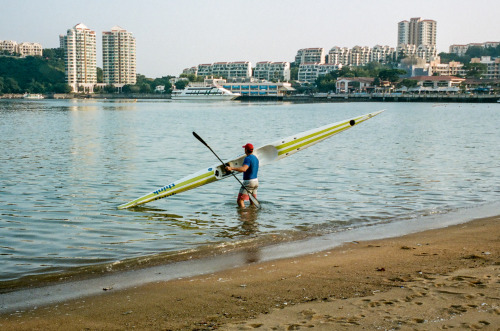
242,154,259,180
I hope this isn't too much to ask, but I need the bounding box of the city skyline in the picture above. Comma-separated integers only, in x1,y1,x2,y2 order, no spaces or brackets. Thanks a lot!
1,0,499,78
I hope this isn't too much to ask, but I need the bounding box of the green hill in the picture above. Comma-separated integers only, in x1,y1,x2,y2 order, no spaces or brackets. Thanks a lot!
0,49,70,94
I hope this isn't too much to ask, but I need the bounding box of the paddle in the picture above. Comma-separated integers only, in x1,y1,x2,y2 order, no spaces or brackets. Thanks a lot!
193,132,261,208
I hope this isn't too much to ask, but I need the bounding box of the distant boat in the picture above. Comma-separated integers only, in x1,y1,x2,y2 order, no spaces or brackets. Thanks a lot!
171,86,240,101
22,93,44,100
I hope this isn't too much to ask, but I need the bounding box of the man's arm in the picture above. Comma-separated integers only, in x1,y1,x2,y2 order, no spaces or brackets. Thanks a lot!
226,164,248,173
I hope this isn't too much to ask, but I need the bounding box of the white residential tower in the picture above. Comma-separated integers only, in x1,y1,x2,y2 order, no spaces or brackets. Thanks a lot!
102,26,137,86
60,23,97,92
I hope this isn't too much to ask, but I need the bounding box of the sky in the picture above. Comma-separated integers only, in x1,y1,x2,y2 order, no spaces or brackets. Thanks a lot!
1,0,499,78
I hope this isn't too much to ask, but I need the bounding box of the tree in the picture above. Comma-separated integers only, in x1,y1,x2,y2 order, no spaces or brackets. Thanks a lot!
53,83,72,93
464,62,487,78
97,67,103,83
315,73,336,92
378,69,405,83
175,80,189,90
397,79,418,89
4,77,21,93
466,46,486,58
139,84,151,93
152,76,173,93
122,85,132,94
290,67,299,81
102,85,115,93
438,52,470,64
42,48,64,60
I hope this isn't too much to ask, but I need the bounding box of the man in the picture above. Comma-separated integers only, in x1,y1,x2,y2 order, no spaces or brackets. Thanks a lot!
226,143,259,208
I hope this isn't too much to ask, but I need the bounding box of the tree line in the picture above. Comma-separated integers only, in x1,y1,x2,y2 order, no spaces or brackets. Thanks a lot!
310,63,410,93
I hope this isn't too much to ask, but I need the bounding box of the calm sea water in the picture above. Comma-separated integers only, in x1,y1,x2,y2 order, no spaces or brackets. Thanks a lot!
1,99,499,286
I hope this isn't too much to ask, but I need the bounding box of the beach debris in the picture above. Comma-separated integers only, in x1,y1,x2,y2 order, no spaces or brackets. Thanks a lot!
376,267,386,272
102,286,113,291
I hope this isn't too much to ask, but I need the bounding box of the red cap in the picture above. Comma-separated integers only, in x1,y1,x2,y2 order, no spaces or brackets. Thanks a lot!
242,143,254,151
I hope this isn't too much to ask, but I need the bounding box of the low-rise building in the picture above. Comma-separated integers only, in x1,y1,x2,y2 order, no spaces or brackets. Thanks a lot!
429,59,466,77
397,44,437,62
193,62,252,79
470,56,500,79
295,48,325,65
349,46,372,66
371,45,395,63
182,66,198,76
212,61,252,79
327,45,394,66
221,78,294,96
18,42,43,57
449,42,500,56
408,75,465,92
253,61,290,81
327,46,350,65
0,40,42,56
0,40,18,54
298,63,342,83
336,77,374,93
196,64,213,77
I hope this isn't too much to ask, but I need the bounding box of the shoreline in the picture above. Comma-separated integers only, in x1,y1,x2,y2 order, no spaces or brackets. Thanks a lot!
1,214,498,330
1,93,499,103
1,201,499,313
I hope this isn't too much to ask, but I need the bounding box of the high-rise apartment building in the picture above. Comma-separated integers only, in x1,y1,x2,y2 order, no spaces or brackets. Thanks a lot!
60,23,97,92
102,26,137,86
397,17,436,47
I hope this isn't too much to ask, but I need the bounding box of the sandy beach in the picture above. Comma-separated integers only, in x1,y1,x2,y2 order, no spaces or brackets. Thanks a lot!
1,216,499,330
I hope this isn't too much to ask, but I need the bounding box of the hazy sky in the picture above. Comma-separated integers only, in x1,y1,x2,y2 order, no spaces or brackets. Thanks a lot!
2,0,499,77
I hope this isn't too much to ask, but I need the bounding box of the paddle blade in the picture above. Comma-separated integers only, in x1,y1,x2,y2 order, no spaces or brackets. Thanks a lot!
192,131,208,147
249,193,261,209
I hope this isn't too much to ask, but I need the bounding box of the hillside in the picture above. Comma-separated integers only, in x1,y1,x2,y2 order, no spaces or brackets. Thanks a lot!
0,51,70,94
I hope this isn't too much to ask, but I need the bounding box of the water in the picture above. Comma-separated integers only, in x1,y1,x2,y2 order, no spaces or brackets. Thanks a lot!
1,99,499,288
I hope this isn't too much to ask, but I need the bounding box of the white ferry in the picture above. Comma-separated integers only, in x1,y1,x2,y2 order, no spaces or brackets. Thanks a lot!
171,86,240,101
22,93,44,100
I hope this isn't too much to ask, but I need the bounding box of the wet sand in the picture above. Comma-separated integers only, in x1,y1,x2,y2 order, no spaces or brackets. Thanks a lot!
1,216,499,330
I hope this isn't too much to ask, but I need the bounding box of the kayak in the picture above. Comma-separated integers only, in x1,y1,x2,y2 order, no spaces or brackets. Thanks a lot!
118,110,384,209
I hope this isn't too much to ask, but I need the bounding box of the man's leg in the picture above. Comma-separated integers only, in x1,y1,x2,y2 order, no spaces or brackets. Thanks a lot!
237,196,245,208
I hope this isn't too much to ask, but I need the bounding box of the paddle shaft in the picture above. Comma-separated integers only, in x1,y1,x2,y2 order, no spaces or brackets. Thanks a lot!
192,132,261,208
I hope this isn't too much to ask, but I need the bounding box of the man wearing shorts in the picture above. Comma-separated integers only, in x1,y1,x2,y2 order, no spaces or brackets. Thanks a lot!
226,143,259,208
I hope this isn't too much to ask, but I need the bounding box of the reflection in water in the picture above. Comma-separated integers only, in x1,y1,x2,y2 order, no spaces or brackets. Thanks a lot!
238,207,261,263
238,207,259,236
